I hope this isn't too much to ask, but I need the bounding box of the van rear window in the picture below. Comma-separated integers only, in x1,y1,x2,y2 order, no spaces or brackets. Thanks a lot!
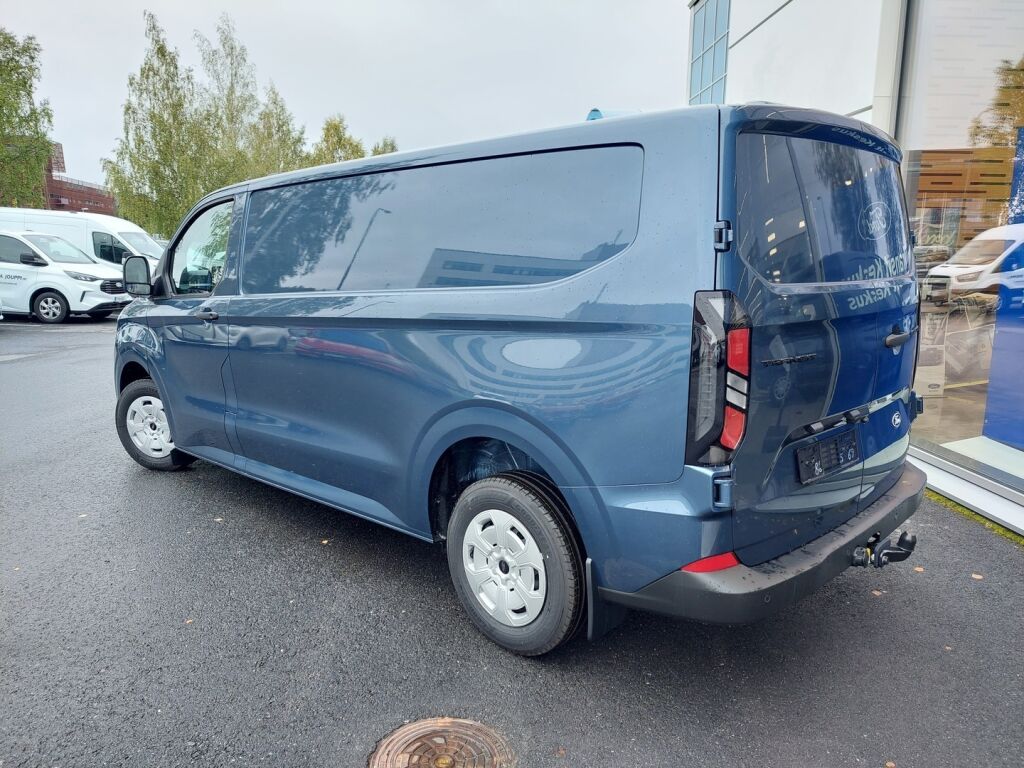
735,132,910,284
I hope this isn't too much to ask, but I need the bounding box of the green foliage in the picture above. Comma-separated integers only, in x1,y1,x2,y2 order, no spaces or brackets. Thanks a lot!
0,28,53,208
249,85,307,177
371,136,399,156
969,55,1024,148
105,13,395,237
103,12,215,237
925,490,1024,548
309,115,366,165
307,117,399,166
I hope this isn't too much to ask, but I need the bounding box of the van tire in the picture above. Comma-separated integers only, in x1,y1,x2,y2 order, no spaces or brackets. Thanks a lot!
33,291,68,324
115,379,196,471
447,473,584,656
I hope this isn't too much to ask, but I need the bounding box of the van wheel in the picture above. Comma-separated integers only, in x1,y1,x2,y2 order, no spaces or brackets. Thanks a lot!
115,379,195,471
33,291,68,324
447,473,584,656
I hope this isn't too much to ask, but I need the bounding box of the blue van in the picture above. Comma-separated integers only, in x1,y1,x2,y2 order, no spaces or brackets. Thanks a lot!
115,105,925,655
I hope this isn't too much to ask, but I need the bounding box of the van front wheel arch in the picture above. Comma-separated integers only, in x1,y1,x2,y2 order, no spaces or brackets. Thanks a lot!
115,378,196,471
32,290,68,324
446,473,585,656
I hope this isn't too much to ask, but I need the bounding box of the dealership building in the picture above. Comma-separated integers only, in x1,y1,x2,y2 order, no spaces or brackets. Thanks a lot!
688,0,1024,531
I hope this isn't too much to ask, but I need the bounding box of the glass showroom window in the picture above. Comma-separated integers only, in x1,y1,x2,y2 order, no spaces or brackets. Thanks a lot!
689,0,729,105
898,0,1024,493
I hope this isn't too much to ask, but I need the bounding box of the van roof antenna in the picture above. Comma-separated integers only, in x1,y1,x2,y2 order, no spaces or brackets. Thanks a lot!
586,108,639,121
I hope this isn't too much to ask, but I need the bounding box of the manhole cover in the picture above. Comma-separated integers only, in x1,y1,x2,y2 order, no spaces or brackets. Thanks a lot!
369,717,514,768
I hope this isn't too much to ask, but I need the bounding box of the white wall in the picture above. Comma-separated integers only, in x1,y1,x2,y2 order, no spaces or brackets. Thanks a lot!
897,0,1024,150
724,0,904,132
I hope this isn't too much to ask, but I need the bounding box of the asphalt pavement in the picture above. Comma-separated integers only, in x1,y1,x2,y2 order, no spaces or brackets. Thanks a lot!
1,316,1022,767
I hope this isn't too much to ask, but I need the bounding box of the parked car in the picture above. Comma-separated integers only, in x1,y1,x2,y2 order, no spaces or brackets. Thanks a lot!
922,224,1024,303
0,208,163,271
0,231,129,322
113,105,925,655
230,324,289,351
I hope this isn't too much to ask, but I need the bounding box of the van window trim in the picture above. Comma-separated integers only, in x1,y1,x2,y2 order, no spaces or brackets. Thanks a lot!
235,142,645,298
164,196,237,298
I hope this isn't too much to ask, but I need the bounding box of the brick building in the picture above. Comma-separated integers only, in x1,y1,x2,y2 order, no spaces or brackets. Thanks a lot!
43,143,116,215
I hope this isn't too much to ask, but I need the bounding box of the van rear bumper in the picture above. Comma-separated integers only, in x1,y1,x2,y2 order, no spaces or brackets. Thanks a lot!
597,463,926,624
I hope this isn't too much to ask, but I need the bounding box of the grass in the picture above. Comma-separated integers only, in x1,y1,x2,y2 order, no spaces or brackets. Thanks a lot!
925,489,1024,548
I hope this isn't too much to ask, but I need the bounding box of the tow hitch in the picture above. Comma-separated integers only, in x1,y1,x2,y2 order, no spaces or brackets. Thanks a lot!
852,530,917,568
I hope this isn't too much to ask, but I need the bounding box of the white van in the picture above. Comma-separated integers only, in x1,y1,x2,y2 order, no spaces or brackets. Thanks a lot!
0,208,163,271
0,231,128,322
923,224,1024,302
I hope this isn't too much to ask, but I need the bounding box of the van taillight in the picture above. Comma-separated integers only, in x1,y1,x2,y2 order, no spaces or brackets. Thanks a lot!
686,291,751,465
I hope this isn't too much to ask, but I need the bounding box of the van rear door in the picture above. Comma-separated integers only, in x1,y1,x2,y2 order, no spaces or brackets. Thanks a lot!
718,118,917,565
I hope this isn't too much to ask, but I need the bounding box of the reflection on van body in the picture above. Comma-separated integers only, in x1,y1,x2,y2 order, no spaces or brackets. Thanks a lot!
922,224,1024,303
115,105,926,654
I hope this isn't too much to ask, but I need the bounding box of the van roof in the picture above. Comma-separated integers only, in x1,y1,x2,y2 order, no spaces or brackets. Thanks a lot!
972,223,1024,240
72,211,148,232
0,207,147,233
6,230,70,238
200,105,724,200
192,103,902,210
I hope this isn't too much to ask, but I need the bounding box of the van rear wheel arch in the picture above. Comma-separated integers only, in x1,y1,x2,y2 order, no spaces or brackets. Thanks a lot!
412,413,619,595
427,436,584,554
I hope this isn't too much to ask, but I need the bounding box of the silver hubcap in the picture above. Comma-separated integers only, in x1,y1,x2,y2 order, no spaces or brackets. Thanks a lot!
463,508,546,627
126,395,174,458
38,297,62,320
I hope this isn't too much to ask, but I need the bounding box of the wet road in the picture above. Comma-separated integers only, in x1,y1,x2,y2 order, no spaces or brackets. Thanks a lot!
1,317,1022,767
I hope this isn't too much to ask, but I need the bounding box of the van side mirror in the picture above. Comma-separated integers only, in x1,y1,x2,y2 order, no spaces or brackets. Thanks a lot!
123,255,152,297
19,252,47,267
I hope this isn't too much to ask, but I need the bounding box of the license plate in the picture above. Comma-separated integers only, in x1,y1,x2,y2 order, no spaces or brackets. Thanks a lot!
796,431,860,484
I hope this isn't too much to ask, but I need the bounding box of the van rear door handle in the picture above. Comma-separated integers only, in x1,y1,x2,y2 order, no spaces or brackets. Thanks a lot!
884,328,911,348
195,307,219,321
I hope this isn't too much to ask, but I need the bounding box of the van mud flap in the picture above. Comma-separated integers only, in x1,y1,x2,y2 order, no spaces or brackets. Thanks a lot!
586,558,628,641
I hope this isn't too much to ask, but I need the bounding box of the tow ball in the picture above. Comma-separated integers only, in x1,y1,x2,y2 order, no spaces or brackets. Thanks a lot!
852,530,917,568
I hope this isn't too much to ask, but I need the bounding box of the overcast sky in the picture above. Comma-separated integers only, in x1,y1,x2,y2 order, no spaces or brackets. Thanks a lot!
4,1,689,183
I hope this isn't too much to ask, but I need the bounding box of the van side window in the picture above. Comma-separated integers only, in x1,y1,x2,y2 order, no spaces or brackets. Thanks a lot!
0,235,24,264
240,146,643,294
169,200,234,295
92,232,130,265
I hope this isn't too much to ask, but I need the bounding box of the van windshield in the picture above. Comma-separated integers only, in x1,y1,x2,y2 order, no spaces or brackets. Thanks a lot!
736,132,911,284
24,234,96,264
947,238,1011,265
118,231,163,258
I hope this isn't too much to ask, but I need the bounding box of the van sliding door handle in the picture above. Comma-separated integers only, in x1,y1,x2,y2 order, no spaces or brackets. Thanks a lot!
884,329,911,348
195,307,219,321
